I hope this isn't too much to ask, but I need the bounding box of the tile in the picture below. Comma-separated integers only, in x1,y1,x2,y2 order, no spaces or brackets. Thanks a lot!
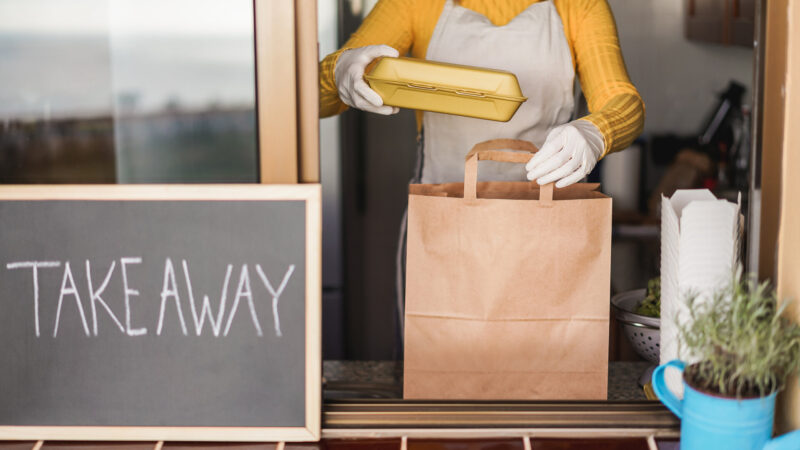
408,439,523,450
164,444,277,450
319,439,400,450
532,438,649,450
656,439,679,450
0,443,38,450
42,443,156,450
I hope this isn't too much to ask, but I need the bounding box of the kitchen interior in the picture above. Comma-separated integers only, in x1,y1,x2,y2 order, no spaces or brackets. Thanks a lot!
0,0,759,369
5,0,797,447
320,0,758,389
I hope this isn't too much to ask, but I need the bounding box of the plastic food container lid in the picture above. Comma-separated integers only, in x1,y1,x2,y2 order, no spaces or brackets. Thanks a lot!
365,57,527,122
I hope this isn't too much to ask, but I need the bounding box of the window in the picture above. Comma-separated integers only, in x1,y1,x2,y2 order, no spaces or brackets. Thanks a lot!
0,0,258,183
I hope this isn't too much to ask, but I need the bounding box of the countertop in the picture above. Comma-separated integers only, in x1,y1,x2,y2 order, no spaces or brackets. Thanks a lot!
323,360,653,401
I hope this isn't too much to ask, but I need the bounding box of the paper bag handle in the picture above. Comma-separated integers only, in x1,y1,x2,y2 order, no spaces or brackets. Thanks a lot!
464,139,554,203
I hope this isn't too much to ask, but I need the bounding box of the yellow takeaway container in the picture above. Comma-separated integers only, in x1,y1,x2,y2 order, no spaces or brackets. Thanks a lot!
365,57,528,122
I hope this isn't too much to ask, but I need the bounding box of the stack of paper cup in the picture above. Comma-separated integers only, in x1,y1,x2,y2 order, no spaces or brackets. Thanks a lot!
660,189,742,395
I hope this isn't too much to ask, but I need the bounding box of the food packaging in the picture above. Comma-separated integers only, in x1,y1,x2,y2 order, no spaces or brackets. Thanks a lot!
660,189,742,396
365,57,527,122
404,139,611,400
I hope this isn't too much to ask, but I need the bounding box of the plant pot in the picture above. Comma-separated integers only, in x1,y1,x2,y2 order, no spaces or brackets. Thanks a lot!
652,360,800,450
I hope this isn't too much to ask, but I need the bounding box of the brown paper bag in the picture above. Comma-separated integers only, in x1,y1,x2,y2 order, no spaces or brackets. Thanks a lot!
404,139,612,400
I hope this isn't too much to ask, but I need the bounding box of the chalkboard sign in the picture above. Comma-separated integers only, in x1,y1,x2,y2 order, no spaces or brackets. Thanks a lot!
0,185,321,441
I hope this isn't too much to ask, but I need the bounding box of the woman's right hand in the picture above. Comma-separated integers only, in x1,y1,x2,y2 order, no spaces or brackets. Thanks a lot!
334,45,400,115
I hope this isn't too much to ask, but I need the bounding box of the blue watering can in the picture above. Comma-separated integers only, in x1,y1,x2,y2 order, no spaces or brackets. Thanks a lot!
653,360,800,450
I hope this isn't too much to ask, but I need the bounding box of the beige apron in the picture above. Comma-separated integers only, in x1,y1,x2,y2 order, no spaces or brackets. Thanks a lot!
421,0,575,183
396,0,576,335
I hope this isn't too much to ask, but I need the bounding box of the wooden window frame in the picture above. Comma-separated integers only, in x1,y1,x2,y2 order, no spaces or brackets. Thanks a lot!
255,0,319,184
758,0,800,434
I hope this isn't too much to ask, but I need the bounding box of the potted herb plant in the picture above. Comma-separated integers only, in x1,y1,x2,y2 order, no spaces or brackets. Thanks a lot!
652,272,800,450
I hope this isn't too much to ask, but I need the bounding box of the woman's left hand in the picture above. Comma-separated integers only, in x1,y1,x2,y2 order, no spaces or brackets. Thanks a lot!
525,120,605,188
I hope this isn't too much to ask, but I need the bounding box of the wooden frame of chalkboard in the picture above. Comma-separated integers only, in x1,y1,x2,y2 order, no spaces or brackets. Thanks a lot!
0,184,322,442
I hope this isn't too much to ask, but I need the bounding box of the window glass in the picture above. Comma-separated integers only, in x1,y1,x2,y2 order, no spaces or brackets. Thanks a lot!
0,0,257,183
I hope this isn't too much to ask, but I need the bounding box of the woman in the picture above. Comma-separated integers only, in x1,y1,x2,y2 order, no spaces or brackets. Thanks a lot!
320,0,644,187
319,0,644,338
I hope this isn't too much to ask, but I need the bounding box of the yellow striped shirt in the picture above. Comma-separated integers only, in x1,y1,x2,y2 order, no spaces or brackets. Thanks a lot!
319,0,645,155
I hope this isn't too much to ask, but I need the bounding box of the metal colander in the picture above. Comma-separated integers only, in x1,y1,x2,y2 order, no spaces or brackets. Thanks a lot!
611,289,661,364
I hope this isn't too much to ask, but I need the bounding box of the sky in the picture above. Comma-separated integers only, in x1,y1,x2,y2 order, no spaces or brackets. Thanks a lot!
0,0,253,36
0,0,256,118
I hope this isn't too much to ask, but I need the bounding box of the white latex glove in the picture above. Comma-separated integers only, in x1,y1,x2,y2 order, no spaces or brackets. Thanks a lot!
334,44,400,115
525,120,605,188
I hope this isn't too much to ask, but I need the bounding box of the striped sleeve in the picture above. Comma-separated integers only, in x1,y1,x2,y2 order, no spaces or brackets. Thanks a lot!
567,0,645,156
319,49,349,118
319,0,416,118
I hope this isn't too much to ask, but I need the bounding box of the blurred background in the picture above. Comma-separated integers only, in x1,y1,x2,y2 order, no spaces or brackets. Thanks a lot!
0,0,759,364
320,0,758,362
0,0,258,184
